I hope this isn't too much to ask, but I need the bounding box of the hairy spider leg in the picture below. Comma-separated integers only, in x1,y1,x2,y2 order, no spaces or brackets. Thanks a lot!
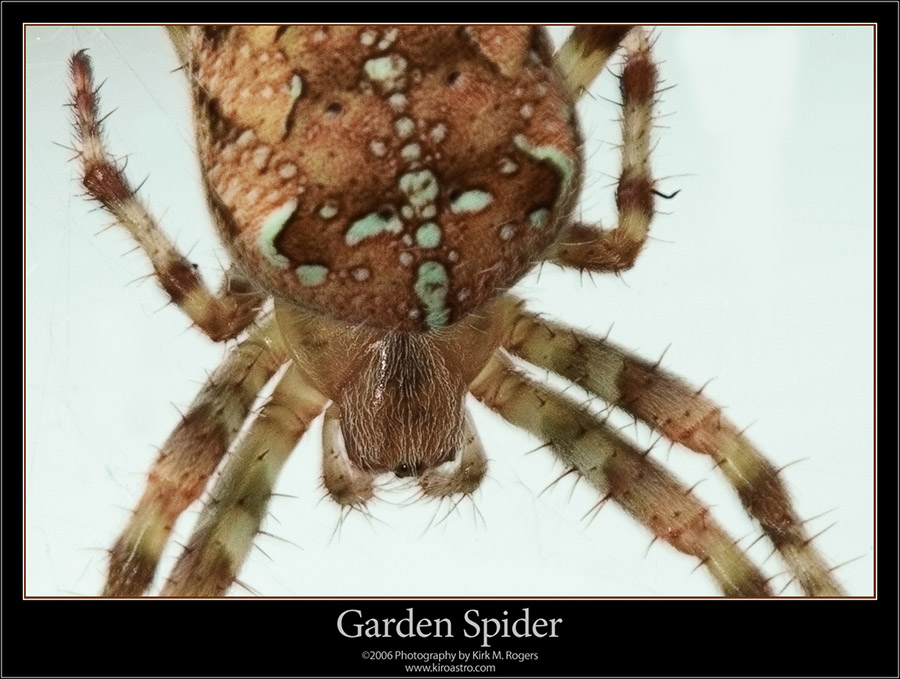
503,308,845,596
70,51,265,341
469,351,773,597
550,26,658,273
554,25,636,97
162,365,327,596
104,316,287,596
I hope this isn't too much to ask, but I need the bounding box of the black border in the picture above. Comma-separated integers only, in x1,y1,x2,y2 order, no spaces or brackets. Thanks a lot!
12,2,897,678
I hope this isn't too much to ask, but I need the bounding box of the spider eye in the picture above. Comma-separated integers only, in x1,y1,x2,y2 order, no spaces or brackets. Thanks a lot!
394,462,419,478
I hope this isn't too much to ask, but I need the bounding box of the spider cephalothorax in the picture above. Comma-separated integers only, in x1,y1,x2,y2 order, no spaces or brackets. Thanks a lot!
71,25,845,597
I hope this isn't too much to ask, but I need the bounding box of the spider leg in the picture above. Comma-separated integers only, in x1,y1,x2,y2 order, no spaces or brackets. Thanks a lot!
502,306,845,596
104,314,287,596
550,27,658,273
69,51,265,341
469,351,772,597
165,25,191,68
161,364,326,596
554,25,635,98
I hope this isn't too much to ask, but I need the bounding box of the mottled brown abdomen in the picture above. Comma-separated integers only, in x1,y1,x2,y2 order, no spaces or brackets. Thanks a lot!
192,25,582,331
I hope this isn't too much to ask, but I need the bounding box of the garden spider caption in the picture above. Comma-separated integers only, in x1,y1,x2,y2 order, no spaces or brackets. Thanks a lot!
70,25,845,597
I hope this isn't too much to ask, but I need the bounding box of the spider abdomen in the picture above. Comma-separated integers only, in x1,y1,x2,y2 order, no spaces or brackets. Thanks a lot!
191,25,583,331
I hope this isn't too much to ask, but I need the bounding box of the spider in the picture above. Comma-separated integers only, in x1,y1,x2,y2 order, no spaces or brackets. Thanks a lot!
59,25,865,597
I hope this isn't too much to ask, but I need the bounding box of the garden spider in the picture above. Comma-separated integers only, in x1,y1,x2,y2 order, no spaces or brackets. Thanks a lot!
38,23,868,596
